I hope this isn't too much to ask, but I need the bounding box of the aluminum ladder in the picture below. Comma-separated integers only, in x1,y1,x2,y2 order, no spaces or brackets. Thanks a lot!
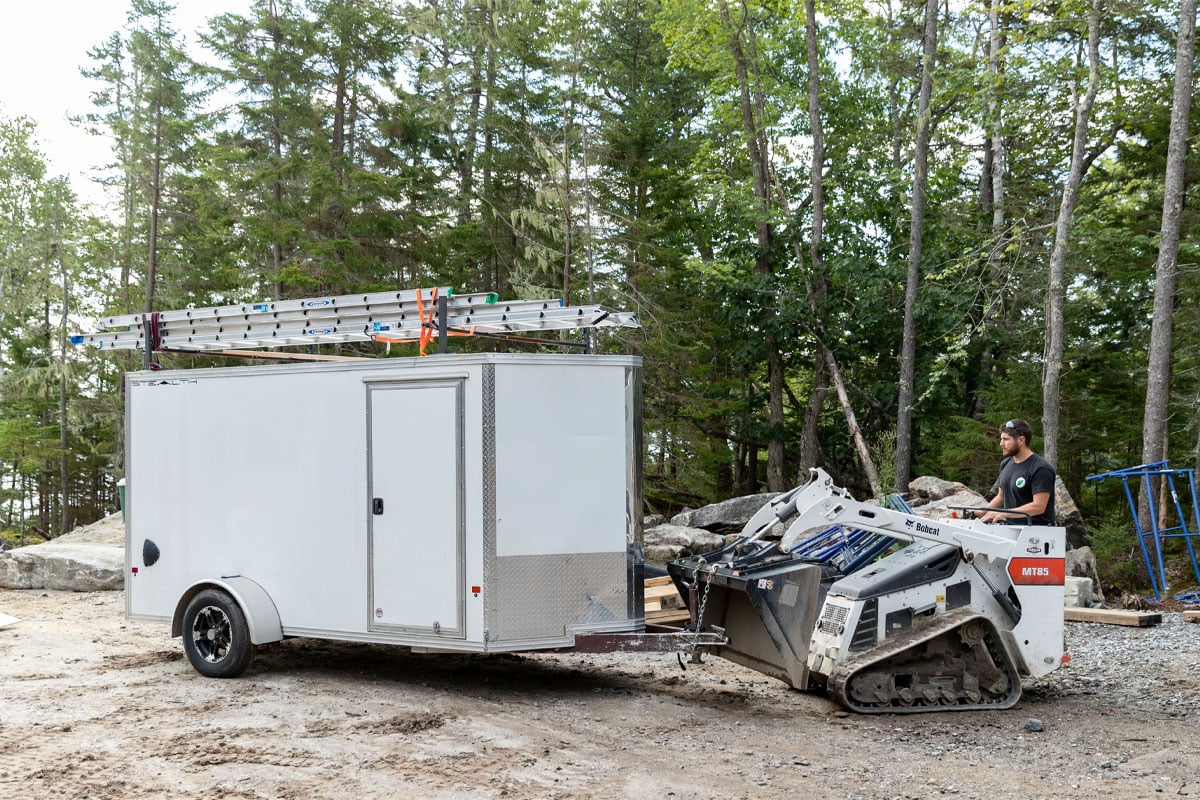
71,285,639,360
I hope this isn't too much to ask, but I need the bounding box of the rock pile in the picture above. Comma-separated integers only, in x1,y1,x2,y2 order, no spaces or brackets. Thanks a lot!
906,474,1085,534
645,473,1094,571
0,513,124,591
644,493,781,563
905,476,989,519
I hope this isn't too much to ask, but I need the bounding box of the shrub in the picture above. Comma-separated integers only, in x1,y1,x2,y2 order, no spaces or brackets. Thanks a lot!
1088,517,1148,596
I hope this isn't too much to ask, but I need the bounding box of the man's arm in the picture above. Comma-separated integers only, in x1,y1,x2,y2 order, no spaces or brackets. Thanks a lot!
1024,491,1050,518
978,489,1006,522
981,490,1048,523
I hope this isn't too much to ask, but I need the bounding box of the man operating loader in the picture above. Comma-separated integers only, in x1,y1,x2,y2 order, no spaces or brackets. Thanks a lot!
980,418,1056,525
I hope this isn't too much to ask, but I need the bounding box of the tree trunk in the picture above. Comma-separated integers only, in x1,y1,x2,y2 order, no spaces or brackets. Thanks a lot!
483,24,498,291
1043,0,1103,468
744,378,759,494
459,37,482,226
884,0,912,272
1139,0,1196,522
1194,396,1200,478
758,0,881,489
895,0,938,490
799,362,829,476
987,0,1007,271
824,344,883,498
145,91,163,320
269,4,285,299
561,74,574,304
720,0,786,492
970,0,1008,419
121,73,135,315
802,0,829,474
57,244,70,538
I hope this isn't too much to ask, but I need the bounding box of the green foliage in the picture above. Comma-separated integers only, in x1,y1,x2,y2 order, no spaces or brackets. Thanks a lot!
0,0,1197,523
871,427,898,498
1088,517,1149,595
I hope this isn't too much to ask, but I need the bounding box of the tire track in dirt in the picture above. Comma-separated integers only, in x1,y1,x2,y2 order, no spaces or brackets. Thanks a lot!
101,649,181,669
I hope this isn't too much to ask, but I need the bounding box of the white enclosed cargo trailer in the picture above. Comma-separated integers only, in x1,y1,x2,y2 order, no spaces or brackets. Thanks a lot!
125,353,647,676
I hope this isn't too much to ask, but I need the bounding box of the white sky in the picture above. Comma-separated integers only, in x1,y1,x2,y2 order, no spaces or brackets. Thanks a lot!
0,1,249,207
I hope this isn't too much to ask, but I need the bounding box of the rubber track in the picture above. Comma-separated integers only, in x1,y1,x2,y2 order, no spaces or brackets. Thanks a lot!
827,609,1022,714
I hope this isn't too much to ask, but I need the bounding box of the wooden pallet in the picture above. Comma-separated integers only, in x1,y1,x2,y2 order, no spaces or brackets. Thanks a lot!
644,582,684,611
1064,607,1162,627
644,576,690,625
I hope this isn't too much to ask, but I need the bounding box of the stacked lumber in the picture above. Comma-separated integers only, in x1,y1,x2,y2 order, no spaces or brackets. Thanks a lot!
644,575,690,625
1064,607,1162,627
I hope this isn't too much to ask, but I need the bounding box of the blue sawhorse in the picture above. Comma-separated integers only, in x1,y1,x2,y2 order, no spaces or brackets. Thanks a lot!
1086,461,1200,603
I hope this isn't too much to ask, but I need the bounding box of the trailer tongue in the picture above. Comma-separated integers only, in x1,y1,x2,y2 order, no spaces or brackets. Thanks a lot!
667,468,1066,713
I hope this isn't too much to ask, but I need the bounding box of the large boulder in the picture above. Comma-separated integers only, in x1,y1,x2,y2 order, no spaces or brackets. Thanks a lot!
670,492,781,534
908,476,968,501
54,512,125,547
1064,576,1095,608
644,524,727,564
908,475,1084,539
911,487,989,521
1055,478,1088,548
0,540,123,591
1066,545,1105,604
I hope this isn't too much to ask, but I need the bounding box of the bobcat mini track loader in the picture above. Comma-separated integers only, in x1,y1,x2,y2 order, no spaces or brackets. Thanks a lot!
669,468,1068,713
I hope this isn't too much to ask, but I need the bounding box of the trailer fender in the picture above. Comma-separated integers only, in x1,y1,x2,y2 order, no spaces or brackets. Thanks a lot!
171,576,283,645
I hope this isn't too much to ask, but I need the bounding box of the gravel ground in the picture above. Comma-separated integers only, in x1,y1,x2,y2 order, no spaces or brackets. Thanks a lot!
1039,612,1200,717
1,587,1197,800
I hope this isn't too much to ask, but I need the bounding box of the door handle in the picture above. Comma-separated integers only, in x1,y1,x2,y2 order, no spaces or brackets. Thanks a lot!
372,498,384,515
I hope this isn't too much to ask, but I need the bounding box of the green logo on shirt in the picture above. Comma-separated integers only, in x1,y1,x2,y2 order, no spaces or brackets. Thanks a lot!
1015,477,1027,488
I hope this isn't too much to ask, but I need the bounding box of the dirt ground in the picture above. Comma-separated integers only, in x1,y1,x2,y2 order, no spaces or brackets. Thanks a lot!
0,588,1196,800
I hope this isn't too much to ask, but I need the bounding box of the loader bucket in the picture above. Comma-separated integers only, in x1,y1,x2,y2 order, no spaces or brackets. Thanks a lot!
668,542,838,690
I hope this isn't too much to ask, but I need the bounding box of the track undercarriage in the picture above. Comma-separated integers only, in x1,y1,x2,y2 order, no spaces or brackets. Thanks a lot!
827,610,1021,713
669,553,1024,714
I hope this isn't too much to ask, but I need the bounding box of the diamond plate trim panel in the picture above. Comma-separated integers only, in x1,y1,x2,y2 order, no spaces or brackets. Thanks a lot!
482,364,497,637
490,553,629,642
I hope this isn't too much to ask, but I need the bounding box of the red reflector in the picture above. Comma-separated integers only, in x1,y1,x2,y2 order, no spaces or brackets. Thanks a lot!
1007,557,1065,585
131,567,138,575
471,585,481,594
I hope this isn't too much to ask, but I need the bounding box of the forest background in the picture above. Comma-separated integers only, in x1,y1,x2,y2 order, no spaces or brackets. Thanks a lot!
1,0,1197,591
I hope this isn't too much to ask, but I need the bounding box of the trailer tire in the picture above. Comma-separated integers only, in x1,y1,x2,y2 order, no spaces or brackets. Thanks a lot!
182,589,256,678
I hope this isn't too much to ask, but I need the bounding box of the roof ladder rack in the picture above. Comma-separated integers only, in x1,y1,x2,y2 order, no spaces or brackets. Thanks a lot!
70,285,640,361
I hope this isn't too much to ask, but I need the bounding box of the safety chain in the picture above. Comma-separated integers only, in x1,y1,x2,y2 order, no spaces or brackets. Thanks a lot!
687,558,714,663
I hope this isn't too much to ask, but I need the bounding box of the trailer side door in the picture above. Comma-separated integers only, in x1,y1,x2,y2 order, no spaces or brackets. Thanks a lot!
367,380,465,637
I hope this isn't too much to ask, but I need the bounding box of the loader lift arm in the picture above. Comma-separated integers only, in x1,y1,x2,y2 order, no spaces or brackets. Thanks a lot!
769,469,1014,563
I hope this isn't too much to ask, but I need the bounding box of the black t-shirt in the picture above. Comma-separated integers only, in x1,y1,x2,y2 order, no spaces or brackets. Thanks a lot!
996,453,1056,525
